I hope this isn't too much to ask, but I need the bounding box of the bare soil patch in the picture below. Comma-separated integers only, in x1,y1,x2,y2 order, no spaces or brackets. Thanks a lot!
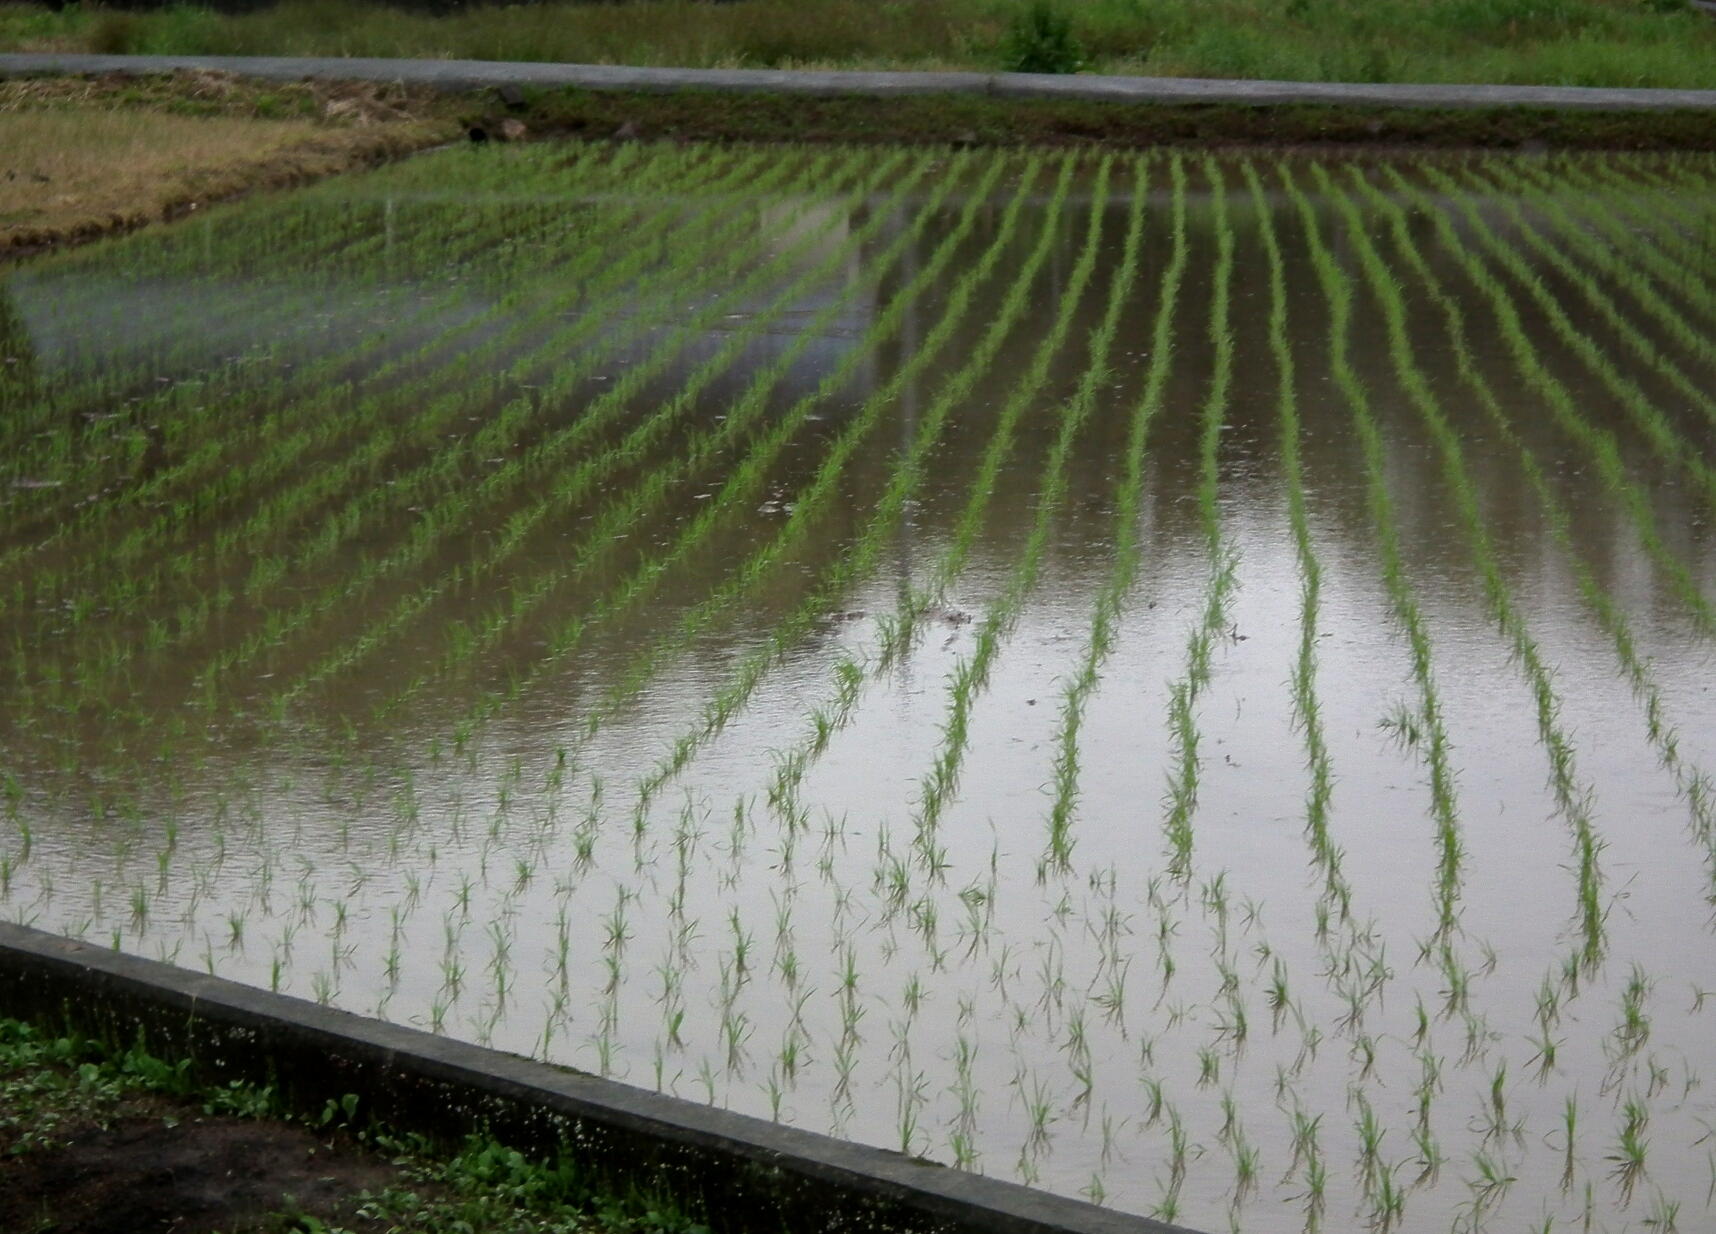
0,1080,404,1234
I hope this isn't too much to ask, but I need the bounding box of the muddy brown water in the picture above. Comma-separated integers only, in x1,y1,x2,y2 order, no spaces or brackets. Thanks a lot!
2,144,1714,1233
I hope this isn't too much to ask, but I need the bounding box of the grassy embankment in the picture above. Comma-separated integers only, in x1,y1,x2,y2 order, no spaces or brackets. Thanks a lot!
5,0,1715,88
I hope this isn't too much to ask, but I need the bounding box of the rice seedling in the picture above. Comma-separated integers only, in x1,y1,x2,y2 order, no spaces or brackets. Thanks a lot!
1045,157,1189,876
1242,165,1370,1024
1609,1093,1651,1203
1350,166,1716,916
622,155,1073,805
8,143,1716,1234
1281,162,1467,942
1315,162,1611,967
1159,158,1238,883
908,154,1129,851
1375,162,1716,641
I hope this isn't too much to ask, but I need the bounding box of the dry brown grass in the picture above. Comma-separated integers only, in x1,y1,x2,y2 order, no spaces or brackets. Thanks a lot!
0,71,457,253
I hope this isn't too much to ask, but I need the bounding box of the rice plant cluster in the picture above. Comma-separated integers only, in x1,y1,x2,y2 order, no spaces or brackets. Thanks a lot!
3,142,1715,1234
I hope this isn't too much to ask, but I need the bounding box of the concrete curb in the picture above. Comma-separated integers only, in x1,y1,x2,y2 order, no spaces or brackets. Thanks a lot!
0,922,1195,1234
4,52,1716,112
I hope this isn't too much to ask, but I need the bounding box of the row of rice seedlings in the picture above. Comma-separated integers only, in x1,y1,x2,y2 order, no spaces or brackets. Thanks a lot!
1607,149,1716,191
5,154,823,810
0,144,794,634
9,140,652,409
13,148,737,521
750,155,1182,851
9,172,789,722
1159,157,1239,883
12,148,748,548
352,149,986,730
1413,165,1716,519
0,143,729,616
623,155,1077,809
1495,161,1716,364
1463,162,1716,434
13,147,851,725
1347,166,1716,925
1375,165,1716,641
1044,158,1190,876
0,182,398,419
170,150,901,709
910,155,1134,864
683,157,1157,899
269,149,963,723
1631,168,1716,295
1239,162,1353,928
1282,164,1468,944
0,142,633,488
1318,164,1611,974
1563,158,1713,318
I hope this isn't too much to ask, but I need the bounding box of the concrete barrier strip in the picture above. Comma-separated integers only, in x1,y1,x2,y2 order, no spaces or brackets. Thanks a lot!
3,52,1716,112
0,921,1192,1234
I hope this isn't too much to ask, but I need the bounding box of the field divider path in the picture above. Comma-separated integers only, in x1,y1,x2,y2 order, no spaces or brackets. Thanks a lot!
1377,165,1716,638
1349,166,1716,915
295,148,962,723
1158,157,1238,884
620,155,1075,814
192,149,900,706
1282,164,1469,949
9,53,1716,111
1317,163,1609,969
2,145,779,621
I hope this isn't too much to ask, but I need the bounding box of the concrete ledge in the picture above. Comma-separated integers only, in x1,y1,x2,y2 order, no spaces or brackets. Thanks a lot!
3,52,1716,112
0,922,1193,1234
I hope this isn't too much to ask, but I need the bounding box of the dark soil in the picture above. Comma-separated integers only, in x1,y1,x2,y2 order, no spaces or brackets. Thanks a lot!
516,86,1716,152
0,1095,400,1234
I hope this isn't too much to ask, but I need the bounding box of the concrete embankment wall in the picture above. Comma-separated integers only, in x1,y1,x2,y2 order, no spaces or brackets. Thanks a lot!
0,922,1187,1234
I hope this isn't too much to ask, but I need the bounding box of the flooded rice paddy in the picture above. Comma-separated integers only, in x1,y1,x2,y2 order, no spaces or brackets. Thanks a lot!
3,142,1716,1233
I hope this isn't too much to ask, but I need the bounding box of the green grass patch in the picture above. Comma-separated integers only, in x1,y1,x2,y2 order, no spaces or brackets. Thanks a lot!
5,0,1715,89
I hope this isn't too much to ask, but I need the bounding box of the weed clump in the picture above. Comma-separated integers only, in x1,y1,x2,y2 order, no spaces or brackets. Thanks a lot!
1001,1,1086,74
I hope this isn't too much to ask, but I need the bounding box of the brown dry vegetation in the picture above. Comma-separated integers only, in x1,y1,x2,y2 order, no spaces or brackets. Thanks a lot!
0,71,457,253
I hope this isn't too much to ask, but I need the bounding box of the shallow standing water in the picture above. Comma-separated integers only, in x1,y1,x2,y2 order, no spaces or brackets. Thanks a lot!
3,141,1716,1233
